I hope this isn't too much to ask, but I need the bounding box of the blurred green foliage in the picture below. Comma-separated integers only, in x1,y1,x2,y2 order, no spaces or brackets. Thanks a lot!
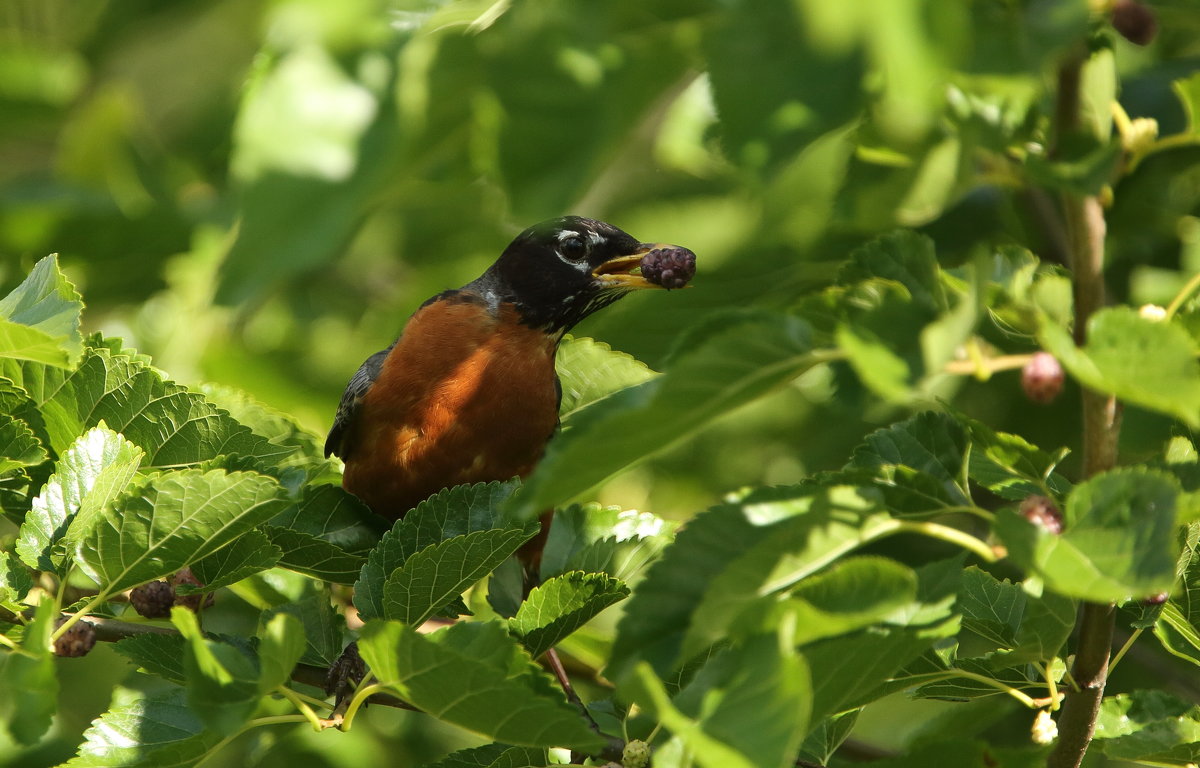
3,0,1200,766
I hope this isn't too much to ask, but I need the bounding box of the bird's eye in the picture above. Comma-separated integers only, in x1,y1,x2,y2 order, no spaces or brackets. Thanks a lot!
558,236,588,262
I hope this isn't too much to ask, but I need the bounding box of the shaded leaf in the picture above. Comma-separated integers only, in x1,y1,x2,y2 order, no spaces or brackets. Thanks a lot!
0,600,57,745
264,590,344,667
358,620,604,751
846,410,972,510
956,411,1071,501
509,571,629,658
188,528,282,592
956,566,1075,668
0,413,46,477
264,525,365,585
661,632,811,768
608,483,893,683
258,612,305,693
172,607,260,735
113,633,187,684
0,550,33,612
355,481,519,621
425,744,552,768
513,312,816,518
382,526,538,626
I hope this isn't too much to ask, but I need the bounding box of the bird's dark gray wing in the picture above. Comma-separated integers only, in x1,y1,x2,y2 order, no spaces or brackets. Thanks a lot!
324,344,394,459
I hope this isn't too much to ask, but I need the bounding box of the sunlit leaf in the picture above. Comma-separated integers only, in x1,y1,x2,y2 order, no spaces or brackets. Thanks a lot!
509,571,629,658
1040,307,1200,428
997,468,1181,602
75,469,287,595
556,335,656,422
0,254,83,367
60,688,224,768
17,426,142,573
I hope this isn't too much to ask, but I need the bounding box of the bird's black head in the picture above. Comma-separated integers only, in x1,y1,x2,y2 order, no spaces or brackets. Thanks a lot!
467,215,684,334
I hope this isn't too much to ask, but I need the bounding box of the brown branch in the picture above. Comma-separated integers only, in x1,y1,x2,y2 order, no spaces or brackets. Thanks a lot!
1046,48,1122,768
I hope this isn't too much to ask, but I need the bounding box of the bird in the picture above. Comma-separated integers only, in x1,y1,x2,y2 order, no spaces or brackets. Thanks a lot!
324,215,694,534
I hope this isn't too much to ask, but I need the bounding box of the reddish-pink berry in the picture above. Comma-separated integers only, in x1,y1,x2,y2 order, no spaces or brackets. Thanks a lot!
1022,352,1064,404
1020,495,1063,535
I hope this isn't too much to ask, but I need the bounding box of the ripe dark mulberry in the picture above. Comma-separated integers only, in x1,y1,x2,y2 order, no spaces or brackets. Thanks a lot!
1112,0,1158,46
54,618,96,657
1020,495,1063,535
641,247,696,290
130,580,176,618
171,567,215,612
1021,352,1064,404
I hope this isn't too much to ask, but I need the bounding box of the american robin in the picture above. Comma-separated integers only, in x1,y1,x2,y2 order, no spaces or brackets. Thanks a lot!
325,215,694,538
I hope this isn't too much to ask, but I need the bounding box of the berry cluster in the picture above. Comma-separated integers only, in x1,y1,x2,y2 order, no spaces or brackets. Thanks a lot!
640,247,696,290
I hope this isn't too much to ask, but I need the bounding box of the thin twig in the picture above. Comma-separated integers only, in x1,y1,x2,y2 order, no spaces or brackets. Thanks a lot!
1046,46,1122,768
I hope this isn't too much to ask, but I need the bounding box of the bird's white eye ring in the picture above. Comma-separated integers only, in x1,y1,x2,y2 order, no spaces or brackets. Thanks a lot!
558,235,588,262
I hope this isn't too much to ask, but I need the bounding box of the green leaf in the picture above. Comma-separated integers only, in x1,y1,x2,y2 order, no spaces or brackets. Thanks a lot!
1,344,293,468
956,410,1072,501
1154,524,1200,666
608,483,893,683
509,571,630,658
264,482,383,583
75,469,288,595
355,481,519,621
838,231,947,312
0,550,33,612
187,528,282,592
16,426,143,573
780,556,918,645
1094,690,1200,765
197,382,323,458
269,483,383,555
539,503,673,581
264,590,344,667
803,558,962,723
1175,72,1200,136
836,323,913,403
846,410,972,510
1040,307,1200,428
513,312,816,518
797,711,859,766
0,254,83,367
113,633,187,684
556,335,656,422
956,567,1075,668
263,525,365,584
424,744,552,768
258,612,304,693
0,413,46,477
382,526,538,626
172,607,260,735
996,468,1182,601
0,600,57,745
60,688,225,768
631,663,757,768
661,632,811,768
358,620,605,751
